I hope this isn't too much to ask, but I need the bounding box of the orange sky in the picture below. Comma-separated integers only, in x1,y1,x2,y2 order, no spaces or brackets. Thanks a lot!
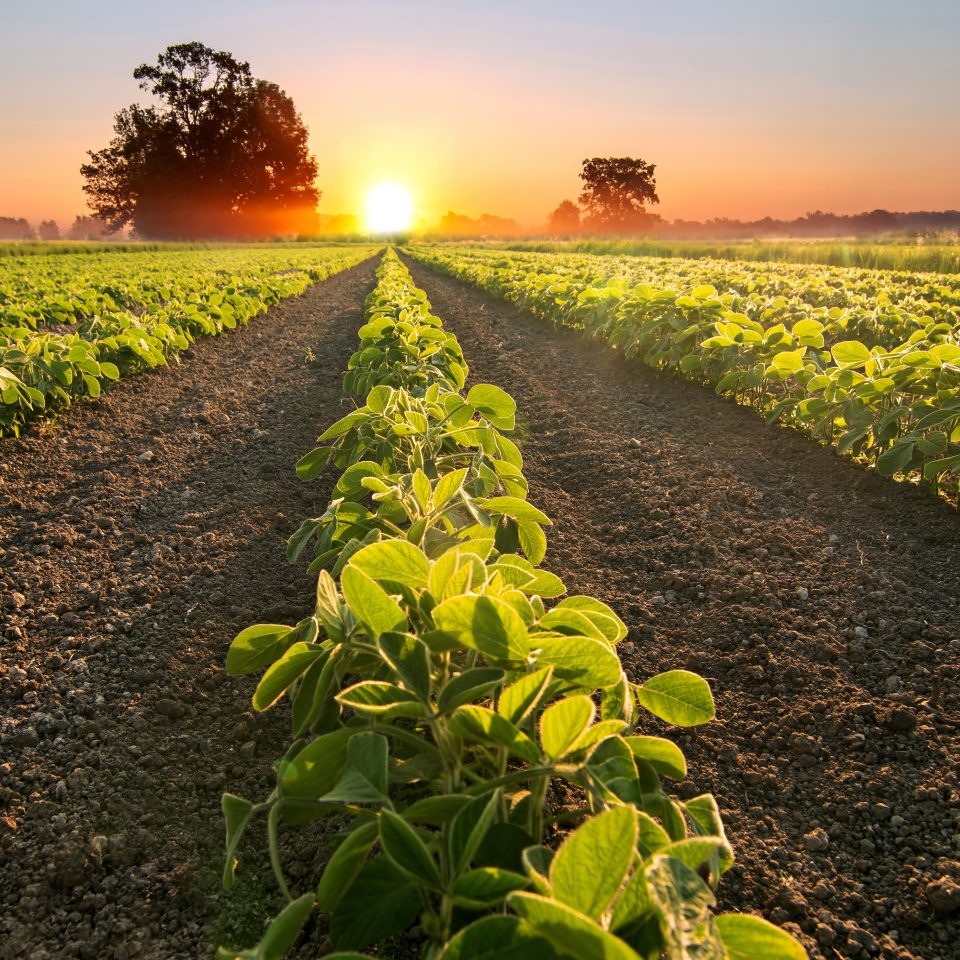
2,1,959,230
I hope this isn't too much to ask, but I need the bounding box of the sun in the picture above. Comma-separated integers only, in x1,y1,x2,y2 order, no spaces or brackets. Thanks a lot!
365,183,414,234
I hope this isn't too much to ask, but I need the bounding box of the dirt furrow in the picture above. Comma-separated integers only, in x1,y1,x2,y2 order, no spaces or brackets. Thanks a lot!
0,257,379,960
403,255,960,960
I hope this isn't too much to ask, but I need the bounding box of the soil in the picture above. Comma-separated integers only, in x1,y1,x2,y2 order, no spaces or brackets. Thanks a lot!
0,257,380,959
401,255,960,960
2,248,958,960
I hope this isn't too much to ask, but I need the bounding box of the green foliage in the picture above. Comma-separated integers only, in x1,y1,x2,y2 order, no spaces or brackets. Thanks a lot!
219,249,806,960
404,243,960,496
0,244,377,436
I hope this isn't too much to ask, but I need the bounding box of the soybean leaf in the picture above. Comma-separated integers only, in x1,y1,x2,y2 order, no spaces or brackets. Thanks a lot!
624,736,688,780
341,566,407,637
321,732,389,804
337,680,427,718
507,892,642,960
252,642,324,712
539,696,595,759
715,914,807,960
437,667,505,714
447,705,540,762
498,666,553,726
467,383,516,430
645,856,723,960
221,793,254,890
379,808,443,890
438,915,559,960
432,594,529,662
452,867,530,907
348,539,430,587
634,670,715,726
256,893,315,960
536,634,622,689
316,821,380,912
280,726,354,801
448,789,501,874
226,624,294,675
549,805,638,919
378,632,432,700
330,858,422,950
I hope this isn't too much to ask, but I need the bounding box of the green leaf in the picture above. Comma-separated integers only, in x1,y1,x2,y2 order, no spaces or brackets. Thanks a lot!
645,856,723,959
341,565,407,637
257,893,315,960
831,340,871,366
467,383,517,430
483,496,551,526
449,789,501,874
378,633,432,700
316,821,379,911
296,446,329,480
624,736,687,779
226,624,294,675
447,705,540,762
434,467,469,509
550,806,637,920
280,726,354,800
330,858,422,950
556,596,627,643
348,539,430,587
508,892,642,960
536,634,622,689
379,808,443,890
540,696,596,759
498,666,553,726
634,670,715,726
438,916,559,960
221,793,254,889
433,594,529,662
321,732,389,803
715,914,807,960
437,667,505,713
453,867,530,906
337,680,427,718
252,642,324,711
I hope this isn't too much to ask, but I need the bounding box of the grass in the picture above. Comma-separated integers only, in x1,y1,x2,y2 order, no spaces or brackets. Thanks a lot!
497,236,960,274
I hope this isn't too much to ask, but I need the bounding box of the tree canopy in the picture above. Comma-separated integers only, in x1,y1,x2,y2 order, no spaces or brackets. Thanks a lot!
578,157,660,233
81,42,320,239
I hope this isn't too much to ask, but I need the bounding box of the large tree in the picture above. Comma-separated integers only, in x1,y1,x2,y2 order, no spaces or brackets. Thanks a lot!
578,157,660,234
81,42,320,239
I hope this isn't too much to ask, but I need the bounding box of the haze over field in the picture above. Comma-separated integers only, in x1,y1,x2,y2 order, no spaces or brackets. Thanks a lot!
1,0,959,230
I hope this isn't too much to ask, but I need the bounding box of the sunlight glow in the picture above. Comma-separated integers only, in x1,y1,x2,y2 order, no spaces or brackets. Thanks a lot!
365,183,414,234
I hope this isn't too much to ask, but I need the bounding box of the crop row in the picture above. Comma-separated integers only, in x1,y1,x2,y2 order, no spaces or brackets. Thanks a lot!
219,249,805,959
433,246,960,348
404,246,960,494
0,245,376,436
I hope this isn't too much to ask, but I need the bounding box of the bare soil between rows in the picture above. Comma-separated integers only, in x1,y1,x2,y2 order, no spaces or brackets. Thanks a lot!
0,257,380,959
402,255,960,960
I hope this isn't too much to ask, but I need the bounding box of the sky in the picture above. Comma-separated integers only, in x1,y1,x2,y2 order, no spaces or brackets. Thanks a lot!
1,0,959,229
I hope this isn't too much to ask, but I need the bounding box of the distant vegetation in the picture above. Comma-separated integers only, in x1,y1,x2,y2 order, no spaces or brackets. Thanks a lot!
500,236,960,274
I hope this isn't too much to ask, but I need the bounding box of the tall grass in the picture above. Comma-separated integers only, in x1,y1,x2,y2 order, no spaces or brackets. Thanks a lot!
500,237,960,274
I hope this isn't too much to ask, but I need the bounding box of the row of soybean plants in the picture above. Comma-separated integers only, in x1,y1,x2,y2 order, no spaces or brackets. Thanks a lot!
218,249,805,960
405,246,960,494
0,245,376,436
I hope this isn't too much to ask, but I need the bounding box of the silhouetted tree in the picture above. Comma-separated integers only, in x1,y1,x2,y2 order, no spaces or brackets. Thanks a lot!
548,200,581,234
579,157,660,233
0,217,36,240
38,220,61,241
81,42,320,239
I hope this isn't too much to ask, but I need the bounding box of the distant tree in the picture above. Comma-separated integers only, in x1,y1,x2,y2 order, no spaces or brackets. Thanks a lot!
0,217,36,240
548,199,581,234
578,157,660,233
81,42,320,239
38,219,61,241
66,215,111,240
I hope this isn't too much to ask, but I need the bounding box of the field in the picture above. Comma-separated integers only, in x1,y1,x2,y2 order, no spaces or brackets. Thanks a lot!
2,245,959,960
